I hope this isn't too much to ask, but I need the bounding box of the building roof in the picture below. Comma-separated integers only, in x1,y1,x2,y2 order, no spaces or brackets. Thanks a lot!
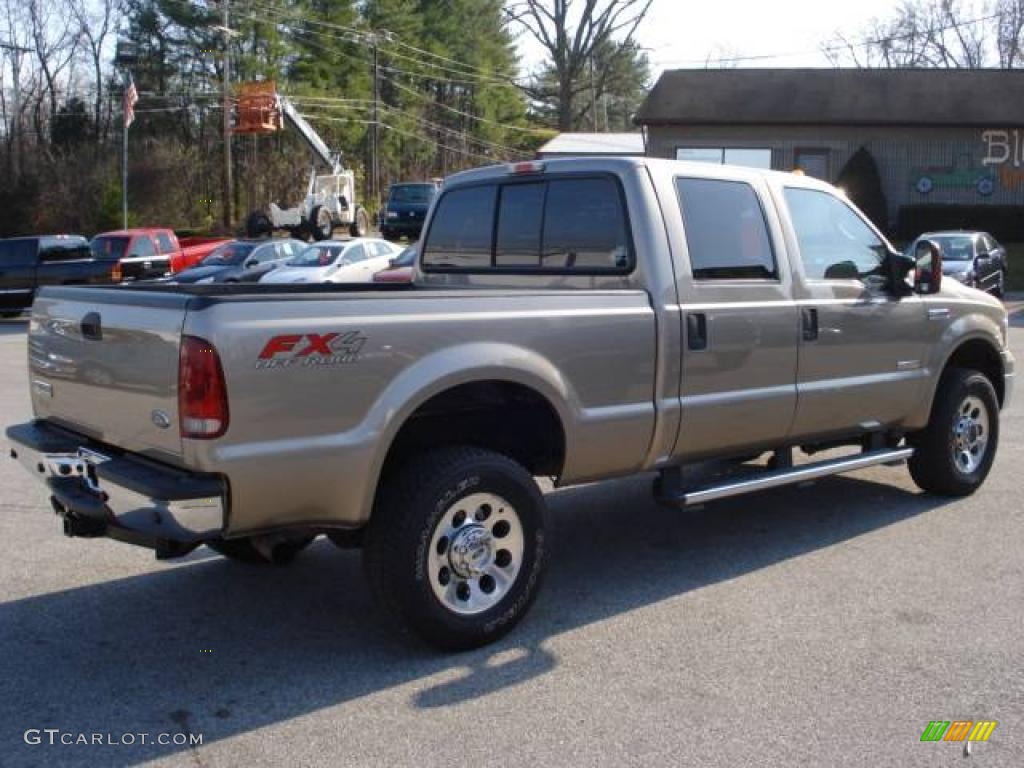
537,132,645,156
635,68,1024,127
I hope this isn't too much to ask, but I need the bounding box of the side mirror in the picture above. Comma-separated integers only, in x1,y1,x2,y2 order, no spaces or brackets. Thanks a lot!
882,250,916,296
914,240,943,295
824,261,860,280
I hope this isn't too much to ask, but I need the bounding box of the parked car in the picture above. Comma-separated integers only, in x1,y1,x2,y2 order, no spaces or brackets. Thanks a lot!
0,235,115,317
7,158,1014,651
380,182,439,241
260,238,401,284
372,243,416,283
170,239,306,284
90,229,227,281
906,231,1008,297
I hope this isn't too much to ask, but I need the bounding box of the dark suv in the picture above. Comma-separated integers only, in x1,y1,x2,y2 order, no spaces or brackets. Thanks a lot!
380,182,439,241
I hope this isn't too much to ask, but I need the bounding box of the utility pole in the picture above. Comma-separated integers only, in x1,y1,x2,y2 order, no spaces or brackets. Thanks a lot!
370,33,380,210
220,0,234,230
0,40,30,179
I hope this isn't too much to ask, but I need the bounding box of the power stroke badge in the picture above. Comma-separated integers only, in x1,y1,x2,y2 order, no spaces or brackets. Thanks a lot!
255,332,367,369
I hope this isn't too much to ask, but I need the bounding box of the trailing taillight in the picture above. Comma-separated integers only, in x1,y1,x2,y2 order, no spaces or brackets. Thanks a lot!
111,262,122,282
179,336,229,439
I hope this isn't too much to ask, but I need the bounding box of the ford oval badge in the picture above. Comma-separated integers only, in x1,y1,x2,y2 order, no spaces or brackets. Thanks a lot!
151,410,172,429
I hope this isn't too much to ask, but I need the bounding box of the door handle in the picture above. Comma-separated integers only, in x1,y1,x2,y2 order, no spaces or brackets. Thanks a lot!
801,307,818,341
686,313,707,351
80,312,103,341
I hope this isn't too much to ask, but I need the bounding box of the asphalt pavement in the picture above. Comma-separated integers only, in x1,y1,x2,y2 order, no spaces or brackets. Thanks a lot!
0,303,1021,767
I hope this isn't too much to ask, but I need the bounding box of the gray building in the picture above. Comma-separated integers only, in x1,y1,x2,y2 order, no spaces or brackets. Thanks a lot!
635,68,1024,230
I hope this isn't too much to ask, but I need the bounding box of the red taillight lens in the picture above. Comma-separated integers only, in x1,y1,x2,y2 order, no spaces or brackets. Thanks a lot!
179,335,229,439
111,262,122,282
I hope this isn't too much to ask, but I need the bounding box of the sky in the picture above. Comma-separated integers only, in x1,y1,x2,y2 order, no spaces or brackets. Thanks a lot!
519,0,911,78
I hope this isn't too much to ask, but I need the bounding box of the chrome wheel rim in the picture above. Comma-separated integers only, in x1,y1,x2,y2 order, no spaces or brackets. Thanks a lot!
951,395,989,474
427,492,524,616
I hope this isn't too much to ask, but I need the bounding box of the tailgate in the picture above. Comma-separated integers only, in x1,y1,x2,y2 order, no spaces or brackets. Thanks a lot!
28,287,189,462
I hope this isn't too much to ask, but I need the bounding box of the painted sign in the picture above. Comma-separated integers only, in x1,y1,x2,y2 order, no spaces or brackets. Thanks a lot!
981,129,1024,167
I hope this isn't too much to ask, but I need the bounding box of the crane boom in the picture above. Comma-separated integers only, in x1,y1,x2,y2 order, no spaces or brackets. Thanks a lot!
279,96,343,175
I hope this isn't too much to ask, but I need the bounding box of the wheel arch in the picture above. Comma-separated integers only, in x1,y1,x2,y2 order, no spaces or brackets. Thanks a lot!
913,333,1006,429
357,343,575,523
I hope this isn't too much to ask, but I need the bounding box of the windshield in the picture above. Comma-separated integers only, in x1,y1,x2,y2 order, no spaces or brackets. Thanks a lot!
289,244,344,267
90,236,130,260
201,242,258,266
388,184,435,204
929,235,975,261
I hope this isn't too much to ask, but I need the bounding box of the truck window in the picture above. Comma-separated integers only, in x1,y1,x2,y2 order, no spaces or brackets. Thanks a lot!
0,239,38,265
39,243,91,262
156,232,176,253
541,178,630,270
129,237,156,258
783,188,886,280
496,182,545,267
675,178,776,279
422,185,497,269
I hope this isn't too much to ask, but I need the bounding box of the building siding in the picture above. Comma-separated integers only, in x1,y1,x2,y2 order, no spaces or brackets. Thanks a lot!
646,125,1024,230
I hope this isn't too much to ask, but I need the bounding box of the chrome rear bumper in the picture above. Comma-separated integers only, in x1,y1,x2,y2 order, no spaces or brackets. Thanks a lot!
6,420,226,546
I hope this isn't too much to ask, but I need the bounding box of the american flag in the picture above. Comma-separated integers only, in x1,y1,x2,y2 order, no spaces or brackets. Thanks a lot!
123,77,138,128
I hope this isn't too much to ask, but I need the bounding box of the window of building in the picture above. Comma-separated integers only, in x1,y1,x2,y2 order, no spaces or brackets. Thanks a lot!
676,147,772,170
676,178,776,280
794,149,830,180
422,185,497,269
784,187,887,281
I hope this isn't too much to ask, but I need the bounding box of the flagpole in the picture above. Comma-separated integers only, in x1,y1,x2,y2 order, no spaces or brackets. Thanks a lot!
122,72,129,229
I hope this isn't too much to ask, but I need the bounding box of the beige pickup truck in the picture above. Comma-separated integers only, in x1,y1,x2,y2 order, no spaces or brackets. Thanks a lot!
7,158,1014,649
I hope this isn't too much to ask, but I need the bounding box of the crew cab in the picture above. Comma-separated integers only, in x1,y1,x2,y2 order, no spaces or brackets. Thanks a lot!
91,229,227,281
0,235,115,317
7,158,1014,650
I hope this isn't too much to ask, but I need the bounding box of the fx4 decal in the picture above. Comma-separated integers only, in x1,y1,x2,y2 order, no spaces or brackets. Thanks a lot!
256,332,367,369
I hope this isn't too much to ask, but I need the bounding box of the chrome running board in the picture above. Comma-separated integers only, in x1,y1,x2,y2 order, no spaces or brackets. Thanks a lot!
659,447,914,507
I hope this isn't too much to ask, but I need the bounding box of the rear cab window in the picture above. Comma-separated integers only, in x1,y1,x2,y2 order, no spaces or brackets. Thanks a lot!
156,232,177,253
422,174,633,274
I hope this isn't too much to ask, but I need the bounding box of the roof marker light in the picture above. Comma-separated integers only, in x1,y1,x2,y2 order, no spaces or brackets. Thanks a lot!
509,161,545,175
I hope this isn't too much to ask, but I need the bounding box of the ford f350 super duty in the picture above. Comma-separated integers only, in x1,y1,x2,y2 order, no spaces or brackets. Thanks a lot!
7,158,1014,649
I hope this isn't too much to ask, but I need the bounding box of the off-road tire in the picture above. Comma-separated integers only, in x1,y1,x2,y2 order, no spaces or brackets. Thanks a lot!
362,446,548,651
349,207,369,238
310,205,333,241
245,210,272,238
207,534,315,564
908,368,999,496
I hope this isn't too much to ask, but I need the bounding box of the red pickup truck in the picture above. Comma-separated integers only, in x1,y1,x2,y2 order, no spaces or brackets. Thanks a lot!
90,229,228,281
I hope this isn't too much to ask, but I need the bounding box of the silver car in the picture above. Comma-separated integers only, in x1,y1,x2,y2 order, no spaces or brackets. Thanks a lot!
260,238,401,284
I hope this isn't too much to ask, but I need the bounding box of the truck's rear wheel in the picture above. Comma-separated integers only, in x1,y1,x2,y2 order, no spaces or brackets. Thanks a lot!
245,210,272,238
908,368,999,496
363,446,547,650
207,534,315,564
349,207,369,238
310,205,333,241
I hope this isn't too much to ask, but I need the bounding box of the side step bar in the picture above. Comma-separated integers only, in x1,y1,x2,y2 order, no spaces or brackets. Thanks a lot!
659,447,914,507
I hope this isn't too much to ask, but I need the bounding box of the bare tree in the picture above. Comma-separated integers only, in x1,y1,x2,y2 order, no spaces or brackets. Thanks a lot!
71,0,118,145
825,0,1023,69
506,0,652,130
28,0,81,133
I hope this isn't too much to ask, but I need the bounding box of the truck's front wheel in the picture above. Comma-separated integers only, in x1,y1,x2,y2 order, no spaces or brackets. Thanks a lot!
908,368,999,496
363,447,548,650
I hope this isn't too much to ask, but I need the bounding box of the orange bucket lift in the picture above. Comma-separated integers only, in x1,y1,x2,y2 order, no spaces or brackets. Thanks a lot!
234,81,282,134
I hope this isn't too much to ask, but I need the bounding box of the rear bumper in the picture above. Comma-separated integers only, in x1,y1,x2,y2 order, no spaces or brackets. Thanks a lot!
6,420,226,546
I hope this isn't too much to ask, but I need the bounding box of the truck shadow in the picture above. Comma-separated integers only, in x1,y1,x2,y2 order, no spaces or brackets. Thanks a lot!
0,472,950,766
